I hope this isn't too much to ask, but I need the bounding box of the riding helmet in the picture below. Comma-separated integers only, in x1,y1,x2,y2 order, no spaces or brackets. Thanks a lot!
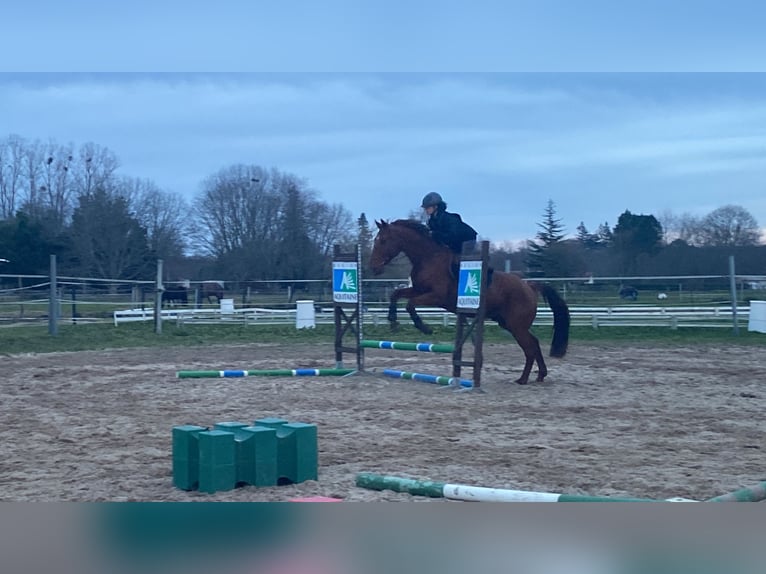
421,192,443,208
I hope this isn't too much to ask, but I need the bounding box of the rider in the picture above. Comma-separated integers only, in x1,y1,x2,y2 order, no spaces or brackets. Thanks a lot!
421,192,479,278
421,192,477,254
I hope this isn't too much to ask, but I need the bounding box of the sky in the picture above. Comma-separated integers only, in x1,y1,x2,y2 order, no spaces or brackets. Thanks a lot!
2,1,766,246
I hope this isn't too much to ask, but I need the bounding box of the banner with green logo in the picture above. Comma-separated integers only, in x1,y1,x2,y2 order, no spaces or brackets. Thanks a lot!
333,261,358,303
457,261,482,309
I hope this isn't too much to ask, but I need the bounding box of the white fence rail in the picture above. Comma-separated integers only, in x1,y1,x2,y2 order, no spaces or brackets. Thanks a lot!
113,304,754,330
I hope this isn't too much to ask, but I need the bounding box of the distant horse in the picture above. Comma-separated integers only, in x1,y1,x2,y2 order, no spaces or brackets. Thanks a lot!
370,219,570,385
619,285,638,301
198,281,225,305
162,285,188,307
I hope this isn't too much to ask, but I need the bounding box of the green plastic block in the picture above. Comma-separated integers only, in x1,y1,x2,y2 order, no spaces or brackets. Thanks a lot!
239,426,278,486
172,417,318,493
275,422,318,484
214,421,251,437
172,425,207,490
253,417,289,428
197,430,236,493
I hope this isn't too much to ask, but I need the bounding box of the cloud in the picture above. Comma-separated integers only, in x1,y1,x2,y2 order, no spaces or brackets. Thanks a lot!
2,73,766,243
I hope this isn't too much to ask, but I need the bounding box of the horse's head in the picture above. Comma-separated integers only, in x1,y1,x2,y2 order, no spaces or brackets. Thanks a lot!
369,219,402,275
370,218,433,275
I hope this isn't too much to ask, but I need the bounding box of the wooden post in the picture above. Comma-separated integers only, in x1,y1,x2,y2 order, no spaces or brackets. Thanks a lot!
452,241,488,390
155,259,163,335
729,255,739,336
48,254,58,336
70,286,77,325
332,244,362,372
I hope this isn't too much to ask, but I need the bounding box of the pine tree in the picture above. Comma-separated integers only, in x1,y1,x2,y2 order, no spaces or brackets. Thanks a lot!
69,188,152,280
576,221,600,250
537,199,565,245
576,221,590,243
277,181,316,280
611,210,663,274
357,212,374,274
526,199,565,276
595,222,613,247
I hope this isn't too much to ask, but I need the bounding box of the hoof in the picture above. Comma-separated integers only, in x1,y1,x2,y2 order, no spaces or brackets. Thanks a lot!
515,378,529,385
389,322,400,332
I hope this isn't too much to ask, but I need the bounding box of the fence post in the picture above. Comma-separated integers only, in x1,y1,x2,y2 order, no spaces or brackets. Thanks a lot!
48,254,58,336
729,255,739,336
70,286,77,325
155,259,164,335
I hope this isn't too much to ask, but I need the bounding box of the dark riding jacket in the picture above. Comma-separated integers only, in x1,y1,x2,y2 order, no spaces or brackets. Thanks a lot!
427,208,478,254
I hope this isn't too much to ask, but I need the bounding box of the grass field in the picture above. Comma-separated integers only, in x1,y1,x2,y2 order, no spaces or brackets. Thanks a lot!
1,321,763,355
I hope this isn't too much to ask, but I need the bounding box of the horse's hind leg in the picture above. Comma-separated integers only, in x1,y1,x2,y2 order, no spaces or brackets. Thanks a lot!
533,347,548,382
511,329,546,384
387,298,400,331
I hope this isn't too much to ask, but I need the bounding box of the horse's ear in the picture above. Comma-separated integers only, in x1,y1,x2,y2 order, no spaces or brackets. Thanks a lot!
375,219,384,229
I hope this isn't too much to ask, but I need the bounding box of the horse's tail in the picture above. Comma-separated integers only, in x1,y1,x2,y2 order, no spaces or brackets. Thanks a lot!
532,282,570,358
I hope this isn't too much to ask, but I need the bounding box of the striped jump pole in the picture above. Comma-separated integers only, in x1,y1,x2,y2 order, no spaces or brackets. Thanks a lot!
177,368,355,379
361,340,454,353
382,369,473,389
706,481,766,502
355,473,663,502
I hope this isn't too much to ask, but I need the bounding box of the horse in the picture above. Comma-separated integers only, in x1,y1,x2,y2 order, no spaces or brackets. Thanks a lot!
162,285,188,307
619,285,638,301
198,281,225,305
369,219,570,385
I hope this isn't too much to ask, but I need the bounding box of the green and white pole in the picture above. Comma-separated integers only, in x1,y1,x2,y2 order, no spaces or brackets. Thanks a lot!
706,481,766,502
355,473,663,502
361,340,455,353
177,368,355,378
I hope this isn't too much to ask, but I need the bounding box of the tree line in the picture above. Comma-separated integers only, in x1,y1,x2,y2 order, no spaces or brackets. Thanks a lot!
500,199,764,278
0,134,358,282
1,133,763,283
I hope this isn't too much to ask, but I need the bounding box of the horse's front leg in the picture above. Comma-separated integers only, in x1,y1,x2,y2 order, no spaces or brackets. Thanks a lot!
404,290,453,335
388,287,433,335
405,300,433,335
388,286,419,331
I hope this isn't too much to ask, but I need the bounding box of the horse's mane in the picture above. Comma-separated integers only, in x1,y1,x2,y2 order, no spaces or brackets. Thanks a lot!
390,218,431,238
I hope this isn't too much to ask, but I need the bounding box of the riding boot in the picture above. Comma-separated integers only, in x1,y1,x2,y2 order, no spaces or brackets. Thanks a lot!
450,261,460,279
487,266,494,286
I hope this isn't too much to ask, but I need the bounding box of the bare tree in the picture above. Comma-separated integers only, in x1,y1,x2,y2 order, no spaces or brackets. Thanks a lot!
657,209,703,245
20,139,44,219
120,176,189,260
192,164,279,258
73,142,120,197
192,164,355,279
37,140,75,232
0,135,25,219
306,201,354,258
656,209,680,244
697,204,761,247
1,135,120,230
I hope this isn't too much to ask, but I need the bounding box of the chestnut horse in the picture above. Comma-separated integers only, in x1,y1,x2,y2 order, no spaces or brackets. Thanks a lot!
370,219,570,384
197,281,225,305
